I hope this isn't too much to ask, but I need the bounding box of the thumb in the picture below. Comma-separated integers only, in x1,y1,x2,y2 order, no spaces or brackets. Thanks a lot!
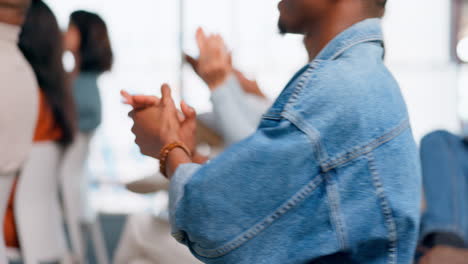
161,84,176,108
180,100,196,127
196,27,206,51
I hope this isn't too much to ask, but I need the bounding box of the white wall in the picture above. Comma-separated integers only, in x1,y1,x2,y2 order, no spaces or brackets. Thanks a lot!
384,0,460,141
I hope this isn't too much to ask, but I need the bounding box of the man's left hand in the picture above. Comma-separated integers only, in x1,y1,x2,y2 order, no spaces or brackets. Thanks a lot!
127,84,197,159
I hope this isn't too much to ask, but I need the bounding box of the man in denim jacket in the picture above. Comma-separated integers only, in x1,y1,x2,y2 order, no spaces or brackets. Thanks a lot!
126,0,421,263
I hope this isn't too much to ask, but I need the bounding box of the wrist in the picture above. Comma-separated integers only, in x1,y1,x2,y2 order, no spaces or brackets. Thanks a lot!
158,141,191,178
207,69,231,90
192,151,209,164
161,136,181,150
166,147,193,179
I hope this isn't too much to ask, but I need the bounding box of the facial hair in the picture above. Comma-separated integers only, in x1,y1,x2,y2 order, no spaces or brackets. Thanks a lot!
278,20,287,35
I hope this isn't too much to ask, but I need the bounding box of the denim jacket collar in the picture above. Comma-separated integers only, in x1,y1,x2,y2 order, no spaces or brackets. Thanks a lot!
314,18,384,61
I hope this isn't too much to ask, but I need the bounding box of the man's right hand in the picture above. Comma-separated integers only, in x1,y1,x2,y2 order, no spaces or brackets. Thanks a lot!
185,28,232,90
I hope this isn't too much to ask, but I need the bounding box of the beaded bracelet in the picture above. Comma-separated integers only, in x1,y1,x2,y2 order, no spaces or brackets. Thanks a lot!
158,142,192,178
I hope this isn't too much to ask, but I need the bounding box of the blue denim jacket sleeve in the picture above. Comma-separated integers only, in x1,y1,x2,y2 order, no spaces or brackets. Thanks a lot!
211,74,271,145
169,115,328,260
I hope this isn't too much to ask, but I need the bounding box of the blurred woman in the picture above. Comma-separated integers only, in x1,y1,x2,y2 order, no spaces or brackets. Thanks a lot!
3,0,76,248
64,10,113,134
59,11,113,261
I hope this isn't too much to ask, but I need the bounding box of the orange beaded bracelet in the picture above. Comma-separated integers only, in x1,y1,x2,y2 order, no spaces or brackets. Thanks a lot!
158,142,192,178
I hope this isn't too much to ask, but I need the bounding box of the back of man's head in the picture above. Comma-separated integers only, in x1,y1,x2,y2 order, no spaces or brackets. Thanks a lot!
0,0,31,25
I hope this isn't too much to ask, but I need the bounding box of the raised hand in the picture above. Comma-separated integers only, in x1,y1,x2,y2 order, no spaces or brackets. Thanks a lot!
185,28,265,97
185,27,232,90
233,70,265,98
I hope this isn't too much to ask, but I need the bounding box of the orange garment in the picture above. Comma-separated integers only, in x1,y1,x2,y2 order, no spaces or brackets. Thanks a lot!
4,89,63,248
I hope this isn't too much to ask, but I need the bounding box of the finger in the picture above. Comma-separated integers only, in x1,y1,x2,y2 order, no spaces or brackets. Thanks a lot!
228,52,233,67
196,27,207,52
160,84,175,107
132,95,160,108
177,111,185,123
233,69,249,84
181,100,196,126
121,90,134,105
185,54,199,71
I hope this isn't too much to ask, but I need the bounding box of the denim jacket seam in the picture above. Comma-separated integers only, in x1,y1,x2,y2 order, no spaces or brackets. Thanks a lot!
282,110,328,164
260,62,318,122
324,173,349,250
261,112,283,120
328,36,383,61
281,61,330,163
366,152,398,264
321,120,410,173
284,61,322,109
190,174,326,258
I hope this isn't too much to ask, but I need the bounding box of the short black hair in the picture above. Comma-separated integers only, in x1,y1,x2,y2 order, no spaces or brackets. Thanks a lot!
70,10,113,74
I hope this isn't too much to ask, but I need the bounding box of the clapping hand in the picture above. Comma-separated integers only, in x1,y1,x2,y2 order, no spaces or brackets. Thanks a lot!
185,28,265,98
185,27,232,90
122,85,197,159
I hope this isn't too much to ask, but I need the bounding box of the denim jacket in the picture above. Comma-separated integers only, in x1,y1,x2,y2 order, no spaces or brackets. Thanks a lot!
169,19,421,264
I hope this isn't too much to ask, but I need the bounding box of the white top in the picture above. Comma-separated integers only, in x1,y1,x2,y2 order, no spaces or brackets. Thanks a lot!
210,74,271,145
0,22,38,175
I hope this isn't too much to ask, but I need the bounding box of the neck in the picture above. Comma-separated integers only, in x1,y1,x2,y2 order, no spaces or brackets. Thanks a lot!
302,6,371,61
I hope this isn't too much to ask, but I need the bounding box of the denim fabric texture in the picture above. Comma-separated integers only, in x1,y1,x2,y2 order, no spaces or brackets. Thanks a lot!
169,18,421,264
420,131,468,244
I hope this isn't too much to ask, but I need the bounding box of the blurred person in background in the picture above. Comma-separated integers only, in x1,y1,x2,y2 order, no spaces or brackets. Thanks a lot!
0,0,37,257
126,0,422,263
416,130,468,264
58,10,113,263
183,29,321,146
64,10,113,140
3,0,76,249
185,28,271,146
182,30,320,146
